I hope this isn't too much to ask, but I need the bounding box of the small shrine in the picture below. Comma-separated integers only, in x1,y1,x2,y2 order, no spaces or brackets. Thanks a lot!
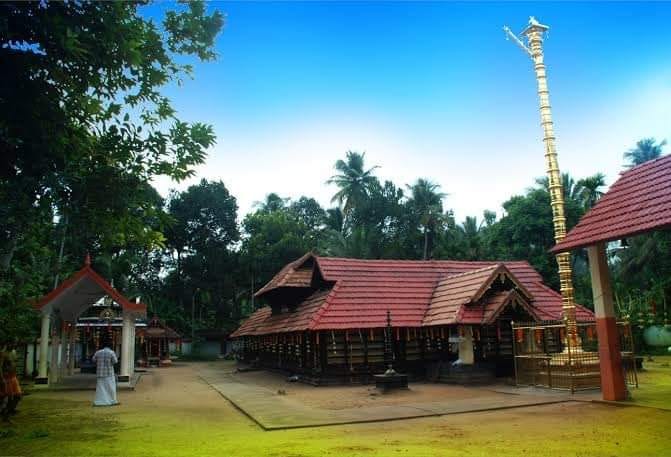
137,316,182,367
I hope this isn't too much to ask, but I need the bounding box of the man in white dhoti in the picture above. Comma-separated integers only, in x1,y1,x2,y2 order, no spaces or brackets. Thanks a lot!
92,338,118,406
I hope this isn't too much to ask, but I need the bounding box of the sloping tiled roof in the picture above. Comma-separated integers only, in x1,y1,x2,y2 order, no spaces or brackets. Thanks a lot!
232,255,594,336
423,264,534,326
553,155,671,252
253,252,315,297
230,289,331,337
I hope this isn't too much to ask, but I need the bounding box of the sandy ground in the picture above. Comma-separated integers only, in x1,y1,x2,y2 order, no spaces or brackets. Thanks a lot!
1,360,670,457
225,367,504,410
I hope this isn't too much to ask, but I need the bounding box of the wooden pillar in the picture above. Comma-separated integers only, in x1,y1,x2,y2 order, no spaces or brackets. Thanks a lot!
37,312,50,384
587,243,626,401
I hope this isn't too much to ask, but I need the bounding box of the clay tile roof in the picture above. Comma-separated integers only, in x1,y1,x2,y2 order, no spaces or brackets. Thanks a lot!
232,255,595,337
254,252,315,297
423,264,534,326
231,289,331,337
553,154,671,252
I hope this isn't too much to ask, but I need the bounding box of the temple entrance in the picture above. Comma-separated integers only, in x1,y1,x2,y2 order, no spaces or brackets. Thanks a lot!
33,256,146,386
477,302,538,378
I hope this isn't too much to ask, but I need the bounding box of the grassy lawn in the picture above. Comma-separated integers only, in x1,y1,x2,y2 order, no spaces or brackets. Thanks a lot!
628,355,671,410
1,360,670,457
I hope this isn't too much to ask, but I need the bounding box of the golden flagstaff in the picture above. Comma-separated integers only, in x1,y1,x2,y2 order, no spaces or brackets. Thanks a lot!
504,17,580,351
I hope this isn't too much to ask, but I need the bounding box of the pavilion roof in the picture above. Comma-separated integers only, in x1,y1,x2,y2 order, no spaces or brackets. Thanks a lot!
231,254,593,337
553,154,671,252
137,316,181,340
35,256,146,320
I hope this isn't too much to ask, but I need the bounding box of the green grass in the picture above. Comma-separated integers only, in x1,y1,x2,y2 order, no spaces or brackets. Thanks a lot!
629,355,671,410
1,362,671,457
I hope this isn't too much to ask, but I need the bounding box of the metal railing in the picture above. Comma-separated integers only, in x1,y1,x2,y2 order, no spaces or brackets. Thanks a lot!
512,320,637,393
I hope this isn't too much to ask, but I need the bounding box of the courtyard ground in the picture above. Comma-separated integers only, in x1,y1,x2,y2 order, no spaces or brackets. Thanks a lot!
1,358,670,457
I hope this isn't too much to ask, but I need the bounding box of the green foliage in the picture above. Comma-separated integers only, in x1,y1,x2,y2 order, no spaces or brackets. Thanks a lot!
0,0,223,344
624,138,667,167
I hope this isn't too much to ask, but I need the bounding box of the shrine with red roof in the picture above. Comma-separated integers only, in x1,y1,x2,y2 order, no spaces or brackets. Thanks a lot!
232,253,594,384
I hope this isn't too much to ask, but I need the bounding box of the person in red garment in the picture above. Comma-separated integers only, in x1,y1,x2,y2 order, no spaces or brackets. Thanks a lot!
1,347,22,421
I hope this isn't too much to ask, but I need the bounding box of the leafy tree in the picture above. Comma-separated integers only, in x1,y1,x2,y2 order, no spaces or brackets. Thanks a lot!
0,1,223,344
240,201,315,290
255,193,290,213
1,1,223,269
167,179,239,255
624,138,667,167
164,179,238,330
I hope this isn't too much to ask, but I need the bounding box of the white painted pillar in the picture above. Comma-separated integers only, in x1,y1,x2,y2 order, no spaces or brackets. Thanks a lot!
58,324,67,381
458,326,474,365
37,313,50,383
49,331,59,384
120,312,132,381
67,325,76,375
130,324,136,377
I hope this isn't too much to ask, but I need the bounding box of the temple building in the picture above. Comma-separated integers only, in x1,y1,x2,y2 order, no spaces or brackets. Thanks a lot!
231,253,594,384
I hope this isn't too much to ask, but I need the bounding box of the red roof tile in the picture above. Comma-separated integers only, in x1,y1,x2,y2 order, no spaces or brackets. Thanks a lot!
233,255,594,336
231,289,331,337
553,155,671,252
423,264,534,326
253,252,315,297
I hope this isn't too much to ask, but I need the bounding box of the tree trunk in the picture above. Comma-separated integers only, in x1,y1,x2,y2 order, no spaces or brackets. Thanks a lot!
0,237,18,273
53,214,69,288
423,228,429,260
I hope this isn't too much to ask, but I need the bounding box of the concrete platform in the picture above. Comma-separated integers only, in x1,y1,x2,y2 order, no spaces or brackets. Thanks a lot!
33,371,143,391
198,367,596,431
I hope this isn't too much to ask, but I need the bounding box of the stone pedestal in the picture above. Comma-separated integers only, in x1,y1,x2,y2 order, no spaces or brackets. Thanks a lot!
374,369,409,392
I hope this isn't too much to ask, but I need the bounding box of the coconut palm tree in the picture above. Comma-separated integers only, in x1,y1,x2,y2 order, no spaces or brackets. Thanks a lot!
406,178,446,260
327,151,379,215
459,216,484,260
575,173,606,210
254,193,288,213
624,138,667,168
535,173,579,202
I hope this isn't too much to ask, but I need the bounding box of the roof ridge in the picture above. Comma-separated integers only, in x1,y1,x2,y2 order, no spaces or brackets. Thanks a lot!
440,263,502,280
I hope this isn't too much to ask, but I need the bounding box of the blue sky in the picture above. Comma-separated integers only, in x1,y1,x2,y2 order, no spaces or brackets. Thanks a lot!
149,1,671,222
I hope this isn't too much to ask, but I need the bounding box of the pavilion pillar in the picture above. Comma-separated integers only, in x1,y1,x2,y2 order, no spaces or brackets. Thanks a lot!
58,323,67,381
587,243,627,401
119,312,132,382
457,326,474,365
37,312,51,384
49,327,60,384
130,323,136,377
67,324,76,376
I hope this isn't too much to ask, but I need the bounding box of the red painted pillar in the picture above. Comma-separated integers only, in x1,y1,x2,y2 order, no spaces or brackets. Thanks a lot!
587,243,626,401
